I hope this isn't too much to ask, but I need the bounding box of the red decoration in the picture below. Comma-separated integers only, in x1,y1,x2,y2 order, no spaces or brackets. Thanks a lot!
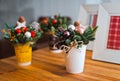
52,19,57,24
15,29,21,34
107,16,120,50
31,31,36,38
92,14,98,28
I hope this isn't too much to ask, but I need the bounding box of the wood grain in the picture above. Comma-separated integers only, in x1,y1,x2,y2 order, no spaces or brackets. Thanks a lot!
0,47,120,81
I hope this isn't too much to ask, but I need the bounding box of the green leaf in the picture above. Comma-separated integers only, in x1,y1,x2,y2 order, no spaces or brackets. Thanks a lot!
62,24,67,30
63,17,67,24
4,33,10,39
73,35,81,41
14,38,19,43
86,34,94,39
51,26,55,31
92,26,98,34
88,38,95,41
59,18,62,24
4,23,11,29
81,35,89,44
83,27,92,36
37,32,42,37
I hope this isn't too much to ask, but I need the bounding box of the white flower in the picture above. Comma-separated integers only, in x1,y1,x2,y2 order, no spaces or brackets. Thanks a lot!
15,21,26,29
31,21,39,30
68,25,75,30
25,32,31,38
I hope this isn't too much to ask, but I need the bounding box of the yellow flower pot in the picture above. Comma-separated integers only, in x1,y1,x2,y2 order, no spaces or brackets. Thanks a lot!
14,43,32,66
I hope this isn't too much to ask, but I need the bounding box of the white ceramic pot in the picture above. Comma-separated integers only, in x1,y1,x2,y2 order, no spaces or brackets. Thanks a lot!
50,49,63,54
65,45,87,74
18,62,31,66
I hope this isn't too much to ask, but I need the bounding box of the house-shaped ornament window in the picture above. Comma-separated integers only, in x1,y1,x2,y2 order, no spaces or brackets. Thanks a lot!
107,16,120,50
92,3,120,64
78,4,99,50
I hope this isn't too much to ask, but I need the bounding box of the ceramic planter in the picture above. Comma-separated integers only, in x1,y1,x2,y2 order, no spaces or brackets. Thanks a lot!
14,43,32,66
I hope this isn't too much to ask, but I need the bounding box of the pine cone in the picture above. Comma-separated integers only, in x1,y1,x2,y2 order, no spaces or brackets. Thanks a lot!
74,21,80,27
18,16,26,23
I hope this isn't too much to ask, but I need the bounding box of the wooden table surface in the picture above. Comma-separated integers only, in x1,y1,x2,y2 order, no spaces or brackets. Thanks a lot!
0,47,120,81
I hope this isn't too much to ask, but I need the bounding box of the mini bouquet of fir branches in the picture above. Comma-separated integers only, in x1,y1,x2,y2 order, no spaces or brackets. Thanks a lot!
55,21,98,52
39,14,71,35
2,16,42,46
39,14,72,51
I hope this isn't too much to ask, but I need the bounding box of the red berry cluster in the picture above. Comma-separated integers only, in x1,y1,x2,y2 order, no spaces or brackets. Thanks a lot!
15,26,36,38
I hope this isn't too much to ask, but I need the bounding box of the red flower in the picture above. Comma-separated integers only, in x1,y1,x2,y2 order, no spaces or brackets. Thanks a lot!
15,29,21,34
31,31,36,38
52,19,57,24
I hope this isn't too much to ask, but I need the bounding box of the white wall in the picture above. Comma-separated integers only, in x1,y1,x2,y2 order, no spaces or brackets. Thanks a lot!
0,0,35,38
32,0,85,23
85,0,102,4
0,0,85,39
110,0,120,3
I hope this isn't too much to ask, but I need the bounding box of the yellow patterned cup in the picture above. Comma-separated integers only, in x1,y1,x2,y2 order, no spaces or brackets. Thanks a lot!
45,31,55,35
14,43,32,66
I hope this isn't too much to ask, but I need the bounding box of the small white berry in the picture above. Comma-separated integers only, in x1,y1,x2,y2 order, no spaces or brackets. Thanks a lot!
25,32,31,38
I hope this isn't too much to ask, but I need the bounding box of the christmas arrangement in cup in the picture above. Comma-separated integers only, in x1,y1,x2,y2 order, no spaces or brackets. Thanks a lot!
55,21,98,74
39,14,71,35
3,16,42,45
55,21,98,53
39,14,71,53
2,16,42,66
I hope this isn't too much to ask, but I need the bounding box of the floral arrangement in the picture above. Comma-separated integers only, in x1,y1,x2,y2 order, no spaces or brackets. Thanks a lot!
2,16,42,45
55,21,98,51
39,14,71,35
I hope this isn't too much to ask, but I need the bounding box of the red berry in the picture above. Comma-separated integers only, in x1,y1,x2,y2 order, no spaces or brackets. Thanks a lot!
52,19,57,24
31,31,36,38
15,29,21,34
